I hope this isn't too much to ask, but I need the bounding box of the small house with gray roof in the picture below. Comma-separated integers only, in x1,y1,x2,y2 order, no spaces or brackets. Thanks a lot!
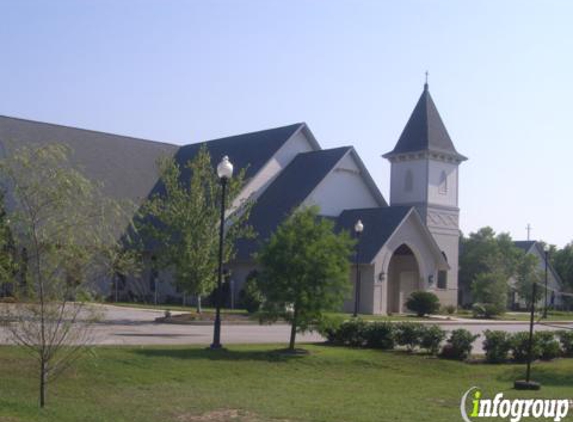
0,83,466,314
509,241,565,310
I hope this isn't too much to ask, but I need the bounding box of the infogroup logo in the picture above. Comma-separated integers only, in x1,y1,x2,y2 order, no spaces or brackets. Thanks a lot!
460,387,570,422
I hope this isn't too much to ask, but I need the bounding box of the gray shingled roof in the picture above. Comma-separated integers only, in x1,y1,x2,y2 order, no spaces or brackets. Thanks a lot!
0,116,306,202
0,115,178,205
513,240,564,287
236,146,352,260
335,206,412,263
513,240,537,253
171,123,305,190
383,84,467,160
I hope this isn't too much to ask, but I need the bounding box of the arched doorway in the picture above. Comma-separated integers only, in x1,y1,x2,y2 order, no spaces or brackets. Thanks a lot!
387,244,421,314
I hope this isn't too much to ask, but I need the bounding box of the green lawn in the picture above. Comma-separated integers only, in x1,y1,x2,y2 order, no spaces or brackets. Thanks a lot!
105,304,430,321
499,311,573,322
105,301,249,315
1,344,572,422
306,312,432,322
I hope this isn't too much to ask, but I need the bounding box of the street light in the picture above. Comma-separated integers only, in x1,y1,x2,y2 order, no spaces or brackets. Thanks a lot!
353,219,364,317
543,244,550,319
211,155,233,349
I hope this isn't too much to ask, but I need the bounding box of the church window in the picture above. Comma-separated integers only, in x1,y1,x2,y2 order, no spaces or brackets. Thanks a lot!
438,170,448,194
437,271,447,289
437,252,448,289
404,169,413,192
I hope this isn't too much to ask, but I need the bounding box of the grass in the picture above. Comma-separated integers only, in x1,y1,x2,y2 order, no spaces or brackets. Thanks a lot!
104,304,432,321
1,344,572,422
324,312,433,322
499,311,573,322
104,301,249,315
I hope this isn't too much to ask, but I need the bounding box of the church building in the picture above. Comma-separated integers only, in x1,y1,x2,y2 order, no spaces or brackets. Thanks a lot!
0,83,466,314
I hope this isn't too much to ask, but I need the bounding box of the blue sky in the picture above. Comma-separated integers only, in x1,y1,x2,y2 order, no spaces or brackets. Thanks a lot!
1,1,572,247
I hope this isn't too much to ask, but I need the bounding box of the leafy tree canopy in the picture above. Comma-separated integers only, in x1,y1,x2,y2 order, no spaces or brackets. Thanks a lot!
257,206,354,350
137,144,253,309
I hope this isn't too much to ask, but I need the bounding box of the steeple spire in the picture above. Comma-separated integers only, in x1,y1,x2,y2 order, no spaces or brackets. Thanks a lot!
383,82,467,161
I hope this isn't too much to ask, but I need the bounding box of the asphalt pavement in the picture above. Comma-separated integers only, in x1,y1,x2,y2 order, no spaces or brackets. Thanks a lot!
2,304,572,354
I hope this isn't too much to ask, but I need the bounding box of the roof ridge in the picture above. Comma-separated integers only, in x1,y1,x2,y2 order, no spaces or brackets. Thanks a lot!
198,122,305,144
0,114,180,148
294,145,352,156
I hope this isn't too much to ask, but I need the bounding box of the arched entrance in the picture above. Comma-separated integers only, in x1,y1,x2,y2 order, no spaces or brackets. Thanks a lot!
387,244,421,314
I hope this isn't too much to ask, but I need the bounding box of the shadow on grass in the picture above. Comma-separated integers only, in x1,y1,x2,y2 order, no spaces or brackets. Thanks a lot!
496,362,573,387
132,346,310,363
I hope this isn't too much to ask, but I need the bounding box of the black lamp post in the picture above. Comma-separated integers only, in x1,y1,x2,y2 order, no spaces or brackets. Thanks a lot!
211,155,233,349
543,245,550,319
353,219,364,317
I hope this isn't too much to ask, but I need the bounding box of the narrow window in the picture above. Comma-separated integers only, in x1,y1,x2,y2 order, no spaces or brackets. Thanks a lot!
404,169,413,192
438,170,448,194
437,271,447,289
437,251,448,289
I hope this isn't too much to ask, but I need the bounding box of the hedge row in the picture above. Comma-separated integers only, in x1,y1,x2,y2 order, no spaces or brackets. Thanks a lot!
483,329,573,363
318,318,478,360
319,318,573,363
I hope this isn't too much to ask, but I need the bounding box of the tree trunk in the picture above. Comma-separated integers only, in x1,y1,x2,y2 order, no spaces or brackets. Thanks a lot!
196,295,202,313
39,359,46,408
289,306,298,351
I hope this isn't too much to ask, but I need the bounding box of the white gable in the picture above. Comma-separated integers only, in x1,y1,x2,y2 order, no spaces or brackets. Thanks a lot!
231,126,316,209
302,151,381,217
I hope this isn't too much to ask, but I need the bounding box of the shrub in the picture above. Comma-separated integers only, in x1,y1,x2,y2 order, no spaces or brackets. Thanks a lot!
364,322,395,349
510,332,542,363
405,291,440,317
239,272,264,314
483,330,512,363
395,322,424,352
440,329,479,360
316,314,345,344
336,318,369,347
442,305,456,315
419,325,446,355
472,303,504,319
557,331,573,356
535,331,561,361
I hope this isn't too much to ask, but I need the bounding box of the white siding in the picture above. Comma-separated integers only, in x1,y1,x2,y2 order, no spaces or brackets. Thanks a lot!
389,159,427,205
427,159,458,207
302,153,380,216
231,129,315,209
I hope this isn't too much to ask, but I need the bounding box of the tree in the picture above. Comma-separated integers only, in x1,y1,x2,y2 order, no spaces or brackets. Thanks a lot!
257,206,354,351
554,242,573,289
471,270,508,315
514,253,542,306
138,145,253,312
0,143,134,407
459,227,524,312
0,190,17,297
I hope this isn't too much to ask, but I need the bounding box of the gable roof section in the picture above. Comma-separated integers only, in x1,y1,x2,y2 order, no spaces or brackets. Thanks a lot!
346,148,387,207
236,146,351,260
383,84,467,161
174,123,306,182
336,206,412,263
513,240,536,254
0,115,178,204
513,240,564,287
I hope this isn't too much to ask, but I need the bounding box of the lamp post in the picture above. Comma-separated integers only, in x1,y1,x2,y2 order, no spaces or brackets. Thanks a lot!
543,244,550,319
353,219,364,317
211,155,233,349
